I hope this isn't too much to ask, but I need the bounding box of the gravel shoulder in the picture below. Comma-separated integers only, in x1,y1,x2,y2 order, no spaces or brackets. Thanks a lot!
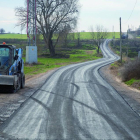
100,65,140,116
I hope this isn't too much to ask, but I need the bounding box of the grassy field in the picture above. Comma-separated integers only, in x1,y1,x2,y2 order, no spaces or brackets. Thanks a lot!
23,49,101,75
0,32,120,40
0,34,27,39
74,32,120,40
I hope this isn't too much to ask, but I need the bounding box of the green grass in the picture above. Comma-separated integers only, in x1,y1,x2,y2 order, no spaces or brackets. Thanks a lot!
0,32,120,40
74,32,92,40
110,61,122,68
111,63,118,67
76,32,120,40
0,34,27,39
23,49,101,75
125,78,140,86
116,51,120,55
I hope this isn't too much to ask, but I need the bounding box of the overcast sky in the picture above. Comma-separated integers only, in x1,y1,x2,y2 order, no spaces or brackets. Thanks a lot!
0,0,139,33
0,0,25,33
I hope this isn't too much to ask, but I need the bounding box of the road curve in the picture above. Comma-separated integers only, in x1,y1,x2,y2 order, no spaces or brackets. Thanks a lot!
0,40,140,140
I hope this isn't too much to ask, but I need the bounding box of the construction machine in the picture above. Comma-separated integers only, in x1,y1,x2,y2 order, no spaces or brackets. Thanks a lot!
0,43,25,92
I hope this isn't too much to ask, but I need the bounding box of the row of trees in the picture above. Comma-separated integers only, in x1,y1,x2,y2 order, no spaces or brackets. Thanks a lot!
15,0,109,56
54,26,109,52
0,28,5,34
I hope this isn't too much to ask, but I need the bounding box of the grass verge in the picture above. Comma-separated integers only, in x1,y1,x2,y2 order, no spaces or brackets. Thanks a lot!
125,79,140,86
23,49,102,76
125,79,140,90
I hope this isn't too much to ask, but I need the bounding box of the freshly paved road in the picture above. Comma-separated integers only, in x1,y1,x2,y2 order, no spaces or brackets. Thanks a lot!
0,40,140,140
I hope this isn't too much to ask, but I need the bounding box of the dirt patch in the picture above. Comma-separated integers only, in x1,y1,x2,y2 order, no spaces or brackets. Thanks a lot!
131,82,140,90
85,50,93,54
109,66,119,76
55,63,68,65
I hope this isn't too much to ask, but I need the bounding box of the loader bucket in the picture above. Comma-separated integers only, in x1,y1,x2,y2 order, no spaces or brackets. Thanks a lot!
0,75,15,86
0,75,18,93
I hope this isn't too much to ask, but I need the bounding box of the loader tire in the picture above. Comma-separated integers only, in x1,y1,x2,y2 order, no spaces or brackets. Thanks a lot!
17,74,21,90
21,74,25,88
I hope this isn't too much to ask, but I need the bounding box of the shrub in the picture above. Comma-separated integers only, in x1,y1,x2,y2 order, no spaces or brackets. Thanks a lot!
120,59,140,82
128,52,138,58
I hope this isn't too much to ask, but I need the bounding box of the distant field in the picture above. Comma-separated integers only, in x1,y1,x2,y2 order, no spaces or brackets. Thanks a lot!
0,34,27,39
0,32,120,40
74,32,120,40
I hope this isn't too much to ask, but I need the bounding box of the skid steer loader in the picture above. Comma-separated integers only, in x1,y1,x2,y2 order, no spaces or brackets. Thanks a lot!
0,43,25,92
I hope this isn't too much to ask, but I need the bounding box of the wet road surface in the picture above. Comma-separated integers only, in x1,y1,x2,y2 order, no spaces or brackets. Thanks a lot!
0,40,140,139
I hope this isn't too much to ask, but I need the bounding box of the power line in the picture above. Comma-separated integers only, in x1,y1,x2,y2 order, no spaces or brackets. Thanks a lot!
124,0,137,24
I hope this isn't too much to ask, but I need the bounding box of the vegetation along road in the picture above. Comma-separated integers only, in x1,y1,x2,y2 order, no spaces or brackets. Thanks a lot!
0,40,140,139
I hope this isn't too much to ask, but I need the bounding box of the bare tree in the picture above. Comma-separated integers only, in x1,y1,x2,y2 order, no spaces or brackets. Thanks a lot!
57,25,72,48
36,33,42,47
15,0,79,56
90,25,109,53
0,28,5,34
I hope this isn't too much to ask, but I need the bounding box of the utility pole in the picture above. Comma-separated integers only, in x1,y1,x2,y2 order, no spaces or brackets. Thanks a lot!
27,0,37,46
112,26,114,48
120,17,122,63
113,26,115,47
127,25,129,57
112,26,114,39
114,26,115,39
26,0,37,64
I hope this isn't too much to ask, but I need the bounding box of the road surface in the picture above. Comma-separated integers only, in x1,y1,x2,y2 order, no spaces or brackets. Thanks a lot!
0,40,140,140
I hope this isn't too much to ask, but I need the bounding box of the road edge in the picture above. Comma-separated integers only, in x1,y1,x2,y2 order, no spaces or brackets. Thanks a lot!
99,64,140,117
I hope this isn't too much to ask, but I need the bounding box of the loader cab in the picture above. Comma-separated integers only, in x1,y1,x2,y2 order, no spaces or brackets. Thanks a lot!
0,44,16,75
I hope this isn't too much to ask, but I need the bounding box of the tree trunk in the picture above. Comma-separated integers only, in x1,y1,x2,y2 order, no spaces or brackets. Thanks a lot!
77,38,80,48
48,38,55,57
97,45,100,54
64,34,68,48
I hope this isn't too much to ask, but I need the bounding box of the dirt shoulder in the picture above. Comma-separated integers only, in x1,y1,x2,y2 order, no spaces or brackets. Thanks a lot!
100,65,140,116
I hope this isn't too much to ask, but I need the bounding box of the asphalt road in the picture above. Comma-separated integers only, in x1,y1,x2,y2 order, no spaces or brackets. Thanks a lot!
0,40,140,140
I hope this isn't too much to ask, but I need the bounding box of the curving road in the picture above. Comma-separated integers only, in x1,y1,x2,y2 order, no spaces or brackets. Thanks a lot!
0,40,140,139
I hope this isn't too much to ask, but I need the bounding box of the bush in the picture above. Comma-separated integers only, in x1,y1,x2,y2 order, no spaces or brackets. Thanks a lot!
120,59,140,82
128,52,138,58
